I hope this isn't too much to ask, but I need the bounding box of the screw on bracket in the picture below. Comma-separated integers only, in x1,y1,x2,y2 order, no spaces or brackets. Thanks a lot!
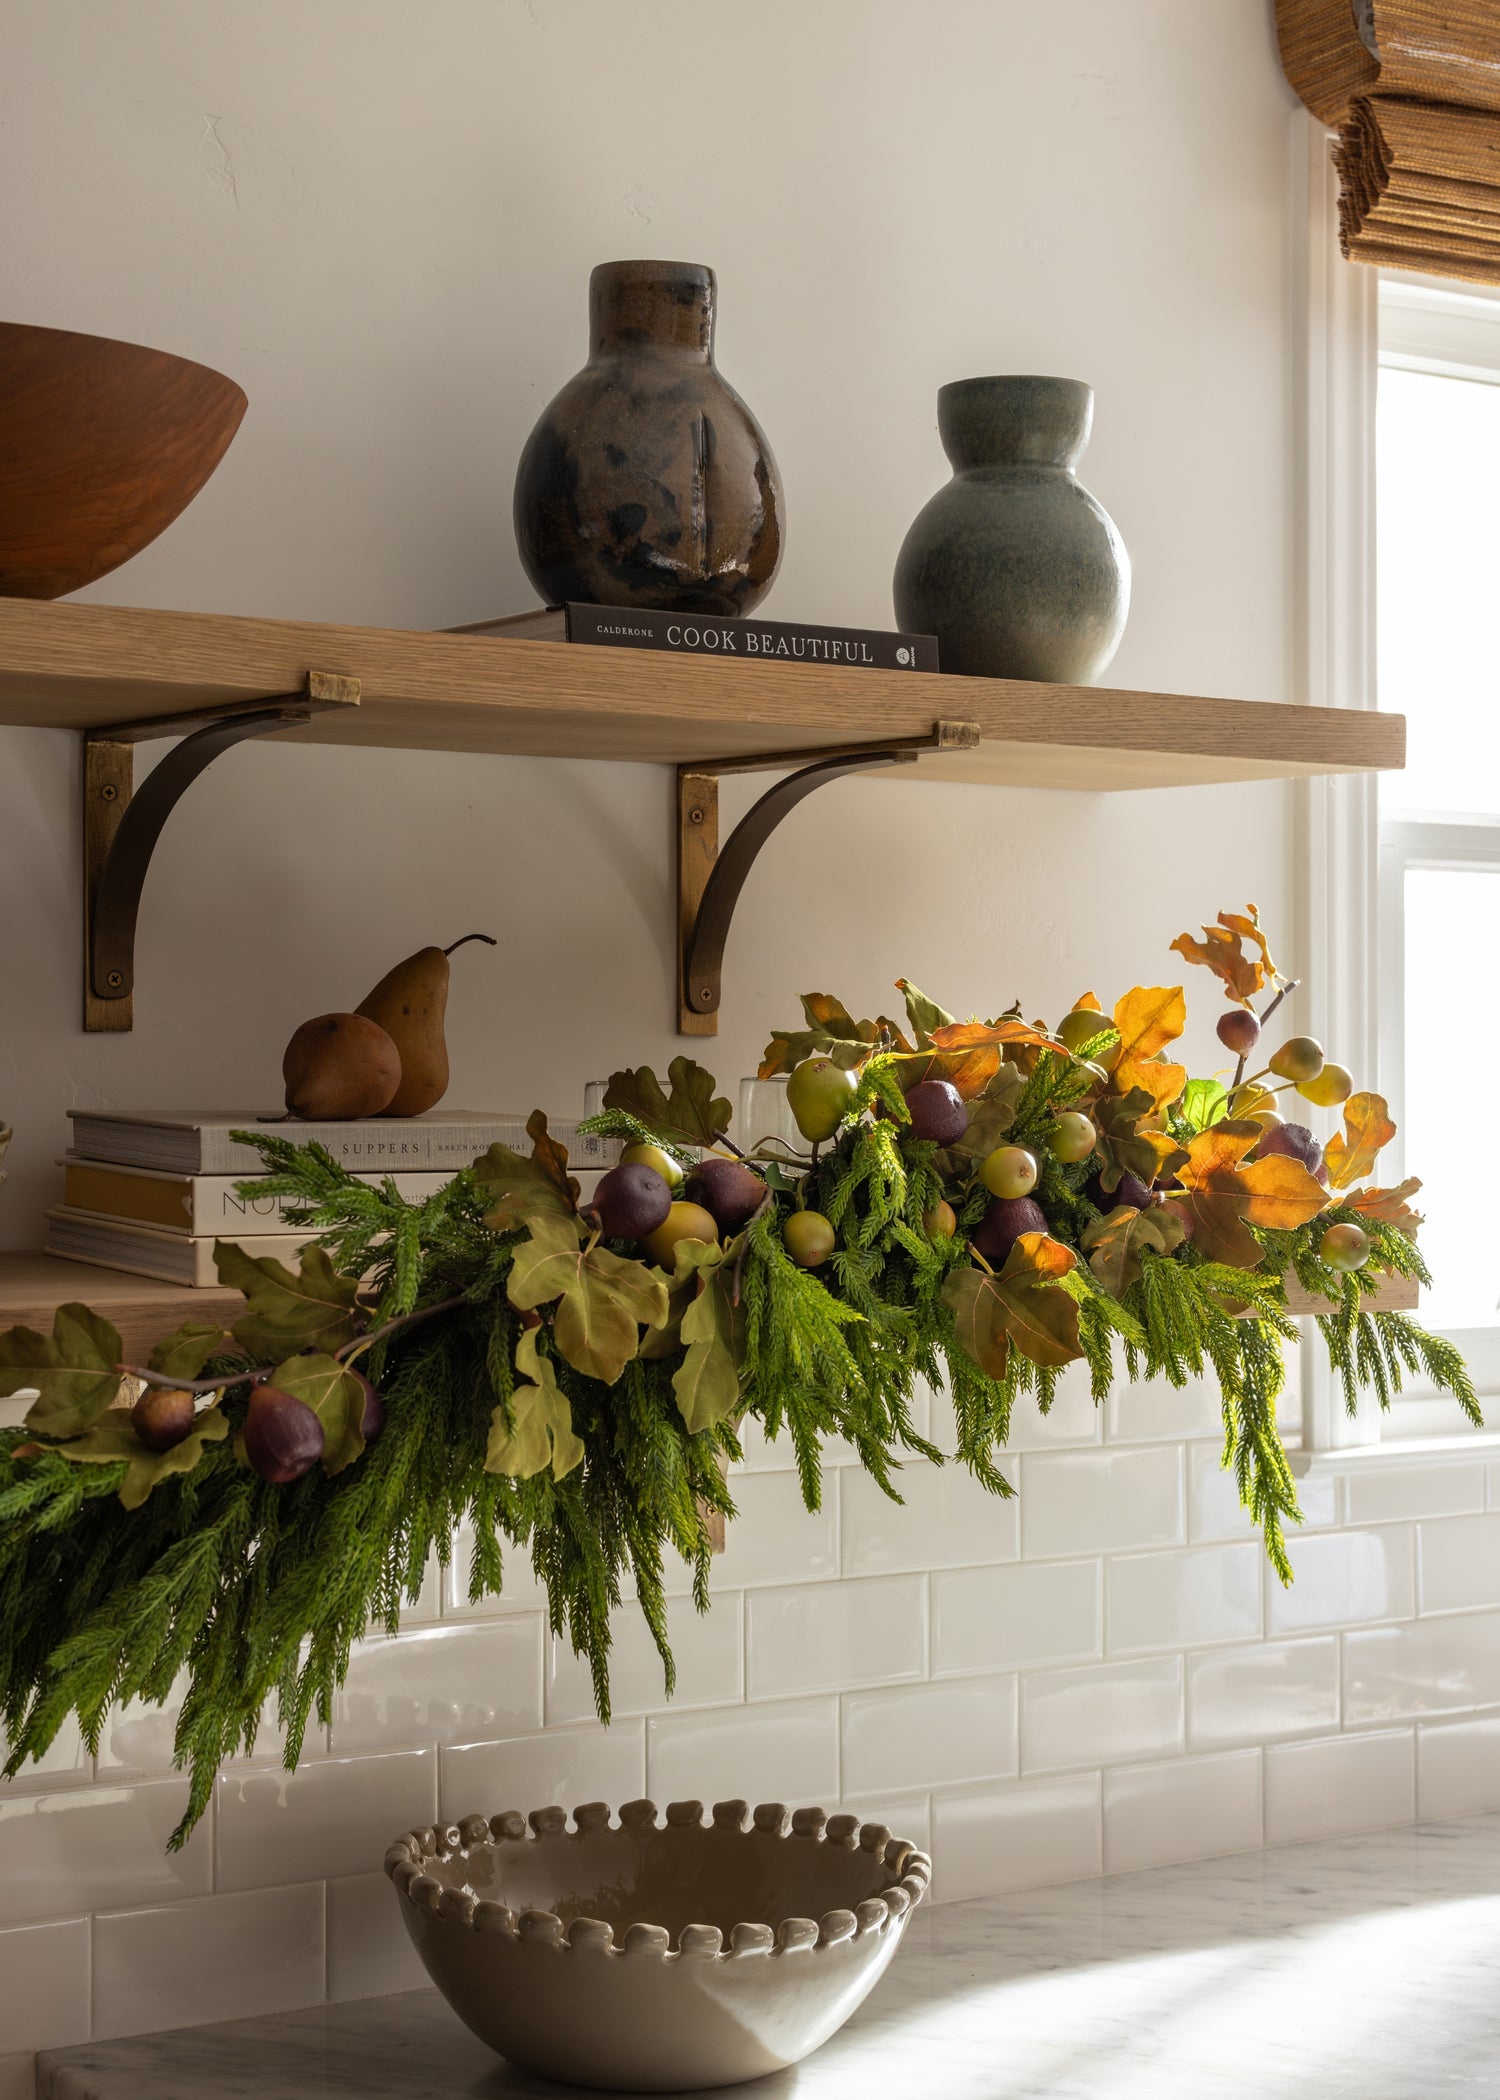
100,783,118,802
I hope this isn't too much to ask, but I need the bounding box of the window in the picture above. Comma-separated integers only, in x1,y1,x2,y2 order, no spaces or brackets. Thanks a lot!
1376,273,1500,1436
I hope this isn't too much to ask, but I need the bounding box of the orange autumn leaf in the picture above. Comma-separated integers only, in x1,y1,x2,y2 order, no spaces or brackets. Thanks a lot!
1170,905,1277,1008
1347,1177,1423,1230
940,1232,1082,1379
1111,985,1188,1117
1323,1092,1397,1192
1072,991,1103,1013
928,1018,1060,1055
1170,1122,1326,1269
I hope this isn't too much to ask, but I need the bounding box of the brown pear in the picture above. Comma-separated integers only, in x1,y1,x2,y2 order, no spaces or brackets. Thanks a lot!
283,1013,401,1119
355,934,495,1118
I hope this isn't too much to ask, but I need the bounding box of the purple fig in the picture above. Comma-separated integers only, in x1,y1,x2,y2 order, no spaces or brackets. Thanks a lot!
131,1387,196,1452
970,1195,1048,1268
591,1162,673,1241
1256,1120,1329,1185
1087,1170,1154,1212
243,1385,324,1484
683,1156,767,1233
903,1079,968,1146
351,1371,385,1441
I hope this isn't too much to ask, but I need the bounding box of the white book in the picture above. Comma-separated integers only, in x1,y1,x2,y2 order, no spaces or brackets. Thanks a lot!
45,1210,320,1289
60,1157,456,1236
65,1110,621,1177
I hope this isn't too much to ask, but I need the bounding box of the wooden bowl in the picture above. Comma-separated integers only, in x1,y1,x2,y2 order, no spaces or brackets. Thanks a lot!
0,322,247,598
387,1798,931,2091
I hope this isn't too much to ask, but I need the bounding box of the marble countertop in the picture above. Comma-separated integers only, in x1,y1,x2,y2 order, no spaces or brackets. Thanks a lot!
38,1812,1500,2098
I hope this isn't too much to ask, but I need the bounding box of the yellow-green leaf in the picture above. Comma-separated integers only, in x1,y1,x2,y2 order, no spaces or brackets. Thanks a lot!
217,1243,365,1359
603,1057,733,1147
147,1320,224,1382
265,1352,368,1474
672,1269,745,1433
507,1214,669,1385
0,1304,123,1439
485,1330,582,1480
474,1119,581,1233
53,1404,229,1509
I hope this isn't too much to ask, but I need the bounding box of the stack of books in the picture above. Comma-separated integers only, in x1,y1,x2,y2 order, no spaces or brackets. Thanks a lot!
46,1110,619,1286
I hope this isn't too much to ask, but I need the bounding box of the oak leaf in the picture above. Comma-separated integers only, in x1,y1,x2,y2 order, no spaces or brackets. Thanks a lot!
604,1058,733,1147
0,1304,123,1439
894,978,955,1049
1346,1177,1423,1230
216,1243,366,1360
1323,1093,1398,1191
941,1232,1083,1380
923,1017,1063,1100
52,1404,229,1510
1093,1088,1178,1194
672,1266,745,1433
1111,986,1188,1117
485,1329,583,1481
474,1141,580,1235
1168,1123,1328,1269
758,994,912,1077
147,1320,225,1383
1169,905,1275,1006
1083,1203,1187,1297
507,1213,669,1385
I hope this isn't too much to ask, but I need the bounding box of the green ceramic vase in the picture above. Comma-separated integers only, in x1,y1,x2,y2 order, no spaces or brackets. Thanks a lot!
892,376,1129,682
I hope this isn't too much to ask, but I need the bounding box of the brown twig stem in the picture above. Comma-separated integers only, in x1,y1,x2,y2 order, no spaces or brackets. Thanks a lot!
118,1293,469,1393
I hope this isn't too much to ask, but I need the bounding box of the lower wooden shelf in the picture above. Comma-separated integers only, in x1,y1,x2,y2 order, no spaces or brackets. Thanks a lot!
0,1250,243,1360
1282,1269,1418,1314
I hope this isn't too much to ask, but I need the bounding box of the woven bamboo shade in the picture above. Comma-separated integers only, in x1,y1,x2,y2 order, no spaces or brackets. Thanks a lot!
1275,0,1500,285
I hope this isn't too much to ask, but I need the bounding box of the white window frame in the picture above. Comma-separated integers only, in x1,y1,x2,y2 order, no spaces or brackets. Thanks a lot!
1293,114,1500,1467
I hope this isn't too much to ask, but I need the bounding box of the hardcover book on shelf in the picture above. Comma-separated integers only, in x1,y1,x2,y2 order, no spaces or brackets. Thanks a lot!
45,1209,319,1288
453,602,940,671
59,1159,456,1235
65,1110,620,1178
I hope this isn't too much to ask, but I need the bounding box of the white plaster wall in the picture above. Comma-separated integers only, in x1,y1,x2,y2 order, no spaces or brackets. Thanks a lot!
17,3,1462,2084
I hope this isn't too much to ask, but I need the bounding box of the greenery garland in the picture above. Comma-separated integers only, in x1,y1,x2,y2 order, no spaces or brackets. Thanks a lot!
0,906,1478,1847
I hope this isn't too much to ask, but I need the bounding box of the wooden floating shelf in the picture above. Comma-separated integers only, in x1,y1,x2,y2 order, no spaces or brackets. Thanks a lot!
1282,1269,1419,1315
0,1250,243,1362
0,597,1404,791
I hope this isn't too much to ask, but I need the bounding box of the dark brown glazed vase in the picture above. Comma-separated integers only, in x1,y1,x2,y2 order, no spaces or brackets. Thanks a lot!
513,261,783,616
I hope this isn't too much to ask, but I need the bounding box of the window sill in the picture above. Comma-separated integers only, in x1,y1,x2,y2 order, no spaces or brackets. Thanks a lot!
1293,1430,1500,1476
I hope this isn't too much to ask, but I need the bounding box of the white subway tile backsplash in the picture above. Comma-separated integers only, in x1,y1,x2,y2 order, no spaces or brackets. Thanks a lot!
840,1461,1017,1576
327,1870,428,2002
440,1723,645,1821
549,1595,742,1724
0,1781,210,1928
92,1883,325,2040
1186,1637,1339,1750
1191,1443,1336,1541
647,1698,838,1807
1021,1447,1183,1559
747,1577,923,1700
839,1793,932,1859
713,1469,838,1589
931,1559,1100,1677
1417,1711,1500,1819
0,1718,90,1791
442,1523,548,1618
1345,1461,1486,1526
0,1917,90,2056
842,1677,1017,1796
1103,1749,1261,1873
1106,1544,1262,1655
1489,1462,1500,1511
216,1749,436,1892
1418,1513,1500,1615
95,1683,186,1780
1106,1373,1223,1444
1021,1656,1183,1773
333,1618,543,1754
931,1775,1101,1903
998,1363,1103,1450
1344,1611,1500,1724
1268,1527,1414,1635
1264,1729,1415,1846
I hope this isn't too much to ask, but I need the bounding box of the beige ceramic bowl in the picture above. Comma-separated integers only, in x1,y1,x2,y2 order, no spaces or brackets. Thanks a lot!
385,1797,931,2092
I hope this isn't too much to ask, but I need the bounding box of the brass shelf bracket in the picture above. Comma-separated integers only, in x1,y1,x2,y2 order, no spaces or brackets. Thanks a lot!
676,718,980,1035
83,671,361,1032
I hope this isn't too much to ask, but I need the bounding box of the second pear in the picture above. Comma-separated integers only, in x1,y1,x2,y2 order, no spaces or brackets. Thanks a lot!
356,933,496,1118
